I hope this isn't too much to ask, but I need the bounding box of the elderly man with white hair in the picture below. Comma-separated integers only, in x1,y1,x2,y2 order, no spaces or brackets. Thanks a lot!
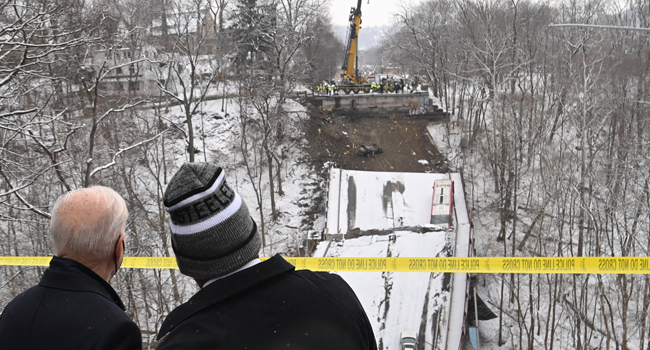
0,186,142,350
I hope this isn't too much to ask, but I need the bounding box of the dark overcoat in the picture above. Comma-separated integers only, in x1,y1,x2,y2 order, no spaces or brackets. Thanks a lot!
0,256,142,350
156,254,377,350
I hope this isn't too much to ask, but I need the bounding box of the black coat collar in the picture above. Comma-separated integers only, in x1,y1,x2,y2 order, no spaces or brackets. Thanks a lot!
40,256,126,310
158,254,295,339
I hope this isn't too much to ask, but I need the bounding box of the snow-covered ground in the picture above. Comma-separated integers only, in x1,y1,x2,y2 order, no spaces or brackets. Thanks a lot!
317,169,472,349
322,232,449,350
325,169,450,234
162,95,322,257
428,122,501,350
162,96,475,349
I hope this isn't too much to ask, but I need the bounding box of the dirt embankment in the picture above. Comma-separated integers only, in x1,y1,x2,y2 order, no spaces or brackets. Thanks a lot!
303,105,451,174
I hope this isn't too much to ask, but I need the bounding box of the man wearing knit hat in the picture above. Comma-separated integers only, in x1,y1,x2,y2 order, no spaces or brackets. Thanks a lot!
156,162,377,350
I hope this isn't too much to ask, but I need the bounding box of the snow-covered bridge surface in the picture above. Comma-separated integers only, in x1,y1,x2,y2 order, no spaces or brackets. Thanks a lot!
318,169,471,350
325,169,450,234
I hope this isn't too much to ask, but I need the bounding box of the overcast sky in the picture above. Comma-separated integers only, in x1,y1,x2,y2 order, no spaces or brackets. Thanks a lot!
328,0,423,27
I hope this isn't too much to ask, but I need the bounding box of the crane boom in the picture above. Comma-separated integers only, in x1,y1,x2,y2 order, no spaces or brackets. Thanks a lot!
341,0,363,84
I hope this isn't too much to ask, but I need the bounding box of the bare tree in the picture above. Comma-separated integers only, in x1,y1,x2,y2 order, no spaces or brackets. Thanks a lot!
380,0,650,348
154,0,229,161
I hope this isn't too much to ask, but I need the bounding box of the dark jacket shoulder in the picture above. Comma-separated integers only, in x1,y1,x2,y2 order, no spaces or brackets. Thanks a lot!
0,256,142,350
157,254,377,350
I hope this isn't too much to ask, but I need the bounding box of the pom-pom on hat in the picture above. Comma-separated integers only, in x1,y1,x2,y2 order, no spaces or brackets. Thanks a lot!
163,162,260,279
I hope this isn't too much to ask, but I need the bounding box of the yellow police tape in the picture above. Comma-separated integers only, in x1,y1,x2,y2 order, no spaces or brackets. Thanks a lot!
2,256,650,274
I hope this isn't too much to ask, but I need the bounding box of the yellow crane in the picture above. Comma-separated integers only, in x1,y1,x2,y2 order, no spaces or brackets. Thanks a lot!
337,0,372,94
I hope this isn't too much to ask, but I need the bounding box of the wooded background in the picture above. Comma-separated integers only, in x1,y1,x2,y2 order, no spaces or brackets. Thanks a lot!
1,0,649,349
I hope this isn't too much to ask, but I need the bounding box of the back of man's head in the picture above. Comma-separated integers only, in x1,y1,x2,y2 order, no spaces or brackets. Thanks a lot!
50,186,128,262
163,162,260,280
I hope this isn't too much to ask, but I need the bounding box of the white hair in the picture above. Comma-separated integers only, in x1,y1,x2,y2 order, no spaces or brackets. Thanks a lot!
50,186,128,260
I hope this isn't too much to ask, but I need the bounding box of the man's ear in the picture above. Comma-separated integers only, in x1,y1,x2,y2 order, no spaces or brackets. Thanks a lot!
116,234,126,268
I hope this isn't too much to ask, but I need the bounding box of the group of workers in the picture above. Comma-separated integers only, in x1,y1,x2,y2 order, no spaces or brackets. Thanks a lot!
370,80,415,94
316,84,339,95
375,78,419,93
315,79,417,96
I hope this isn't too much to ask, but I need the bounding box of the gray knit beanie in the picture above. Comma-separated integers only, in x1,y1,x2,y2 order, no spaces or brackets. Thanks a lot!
163,162,261,279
